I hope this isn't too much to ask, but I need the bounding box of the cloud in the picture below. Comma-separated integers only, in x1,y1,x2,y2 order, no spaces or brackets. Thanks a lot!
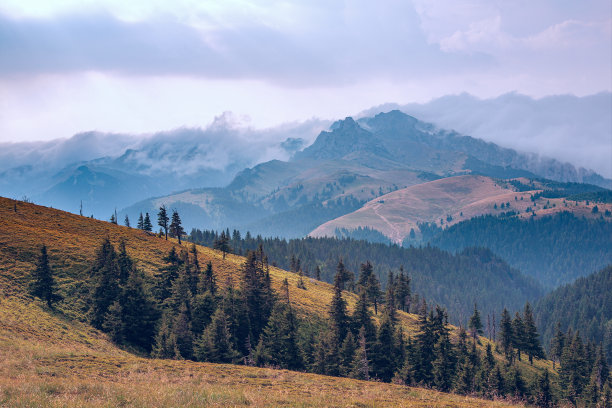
0,3,494,86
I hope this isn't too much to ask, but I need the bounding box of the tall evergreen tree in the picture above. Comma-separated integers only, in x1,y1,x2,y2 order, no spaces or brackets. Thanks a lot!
157,205,169,240
194,308,240,363
549,322,565,369
351,326,370,381
535,369,553,408
499,308,514,364
468,303,483,341
214,231,230,259
124,214,130,227
512,312,525,361
155,247,182,302
169,210,184,244
137,212,144,229
143,213,153,232
522,302,545,364
89,238,120,329
241,250,274,343
30,245,62,307
254,302,302,370
432,309,456,392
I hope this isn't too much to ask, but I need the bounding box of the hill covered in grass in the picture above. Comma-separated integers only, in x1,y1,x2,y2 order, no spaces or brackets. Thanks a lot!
0,196,575,406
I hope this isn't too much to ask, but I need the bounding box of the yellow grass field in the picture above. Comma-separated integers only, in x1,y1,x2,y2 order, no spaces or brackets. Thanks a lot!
0,196,534,407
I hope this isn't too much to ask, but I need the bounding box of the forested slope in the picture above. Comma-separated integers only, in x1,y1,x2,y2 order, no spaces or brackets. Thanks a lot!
535,265,612,360
427,212,612,288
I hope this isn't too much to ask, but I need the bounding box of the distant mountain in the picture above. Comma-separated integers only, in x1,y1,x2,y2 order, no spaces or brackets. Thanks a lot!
0,118,327,217
361,92,612,180
125,110,611,236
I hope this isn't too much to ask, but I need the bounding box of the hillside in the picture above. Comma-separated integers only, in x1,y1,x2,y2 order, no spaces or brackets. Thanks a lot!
310,175,610,244
1,292,522,407
189,230,543,326
0,196,554,406
428,212,612,288
535,265,612,360
120,111,611,238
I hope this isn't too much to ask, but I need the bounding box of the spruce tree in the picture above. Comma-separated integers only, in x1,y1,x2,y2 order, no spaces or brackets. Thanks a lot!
157,205,169,240
499,308,514,364
340,330,356,377
90,239,120,329
512,312,525,361
432,310,456,392
195,308,240,363
329,275,349,344
254,302,302,370
30,245,62,307
522,302,545,364
535,369,553,408
137,212,144,229
143,213,153,232
169,210,184,244
124,214,130,227
371,313,397,382
119,268,158,351
214,231,230,259
468,303,483,341
351,326,370,381
549,322,565,369
155,247,182,302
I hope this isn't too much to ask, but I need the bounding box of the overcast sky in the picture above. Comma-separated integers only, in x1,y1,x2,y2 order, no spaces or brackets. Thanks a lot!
1,0,610,143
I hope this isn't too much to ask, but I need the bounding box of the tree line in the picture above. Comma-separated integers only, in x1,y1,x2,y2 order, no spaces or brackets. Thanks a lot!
29,239,611,406
188,227,542,326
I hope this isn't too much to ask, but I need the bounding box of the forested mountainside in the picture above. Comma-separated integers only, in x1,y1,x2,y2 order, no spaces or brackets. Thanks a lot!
121,111,611,237
425,212,612,288
188,229,543,325
535,266,612,361
0,199,603,406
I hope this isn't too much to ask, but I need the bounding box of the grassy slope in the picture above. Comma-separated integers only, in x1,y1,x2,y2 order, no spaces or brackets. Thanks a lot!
0,197,538,406
310,175,611,243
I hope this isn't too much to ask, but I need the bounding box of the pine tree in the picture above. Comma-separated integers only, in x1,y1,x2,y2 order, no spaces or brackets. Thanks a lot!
329,282,349,344
432,310,456,392
124,214,130,227
195,308,240,363
214,231,230,259
172,302,193,359
119,268,158,351
169,210,184,244
351,326,370,381
30,245,62,307
102,300,123,343
468,303,483,341
155,247,182,302
143,213,153,232
366,269,382,315
315,265,321,281
335,259,353,291
90,239,120,329
535,369,553,408
340,330,356,376
351,288,377,347
240,250,274,343
152,313,179,359
522,302,545,364
371,312,397,382
395,267,411,312
499,308,514,364
137,212,144,229
512,312,525,362
414,301,435,385
157,205,169,240
549,322,565,369
254,302,302,370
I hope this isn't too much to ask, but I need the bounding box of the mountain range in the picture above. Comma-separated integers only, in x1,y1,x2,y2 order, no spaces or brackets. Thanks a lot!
122,110,611,238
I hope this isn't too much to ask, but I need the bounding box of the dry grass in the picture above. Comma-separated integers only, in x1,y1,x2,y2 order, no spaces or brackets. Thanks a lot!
310,175,611,243
0,196,531,407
